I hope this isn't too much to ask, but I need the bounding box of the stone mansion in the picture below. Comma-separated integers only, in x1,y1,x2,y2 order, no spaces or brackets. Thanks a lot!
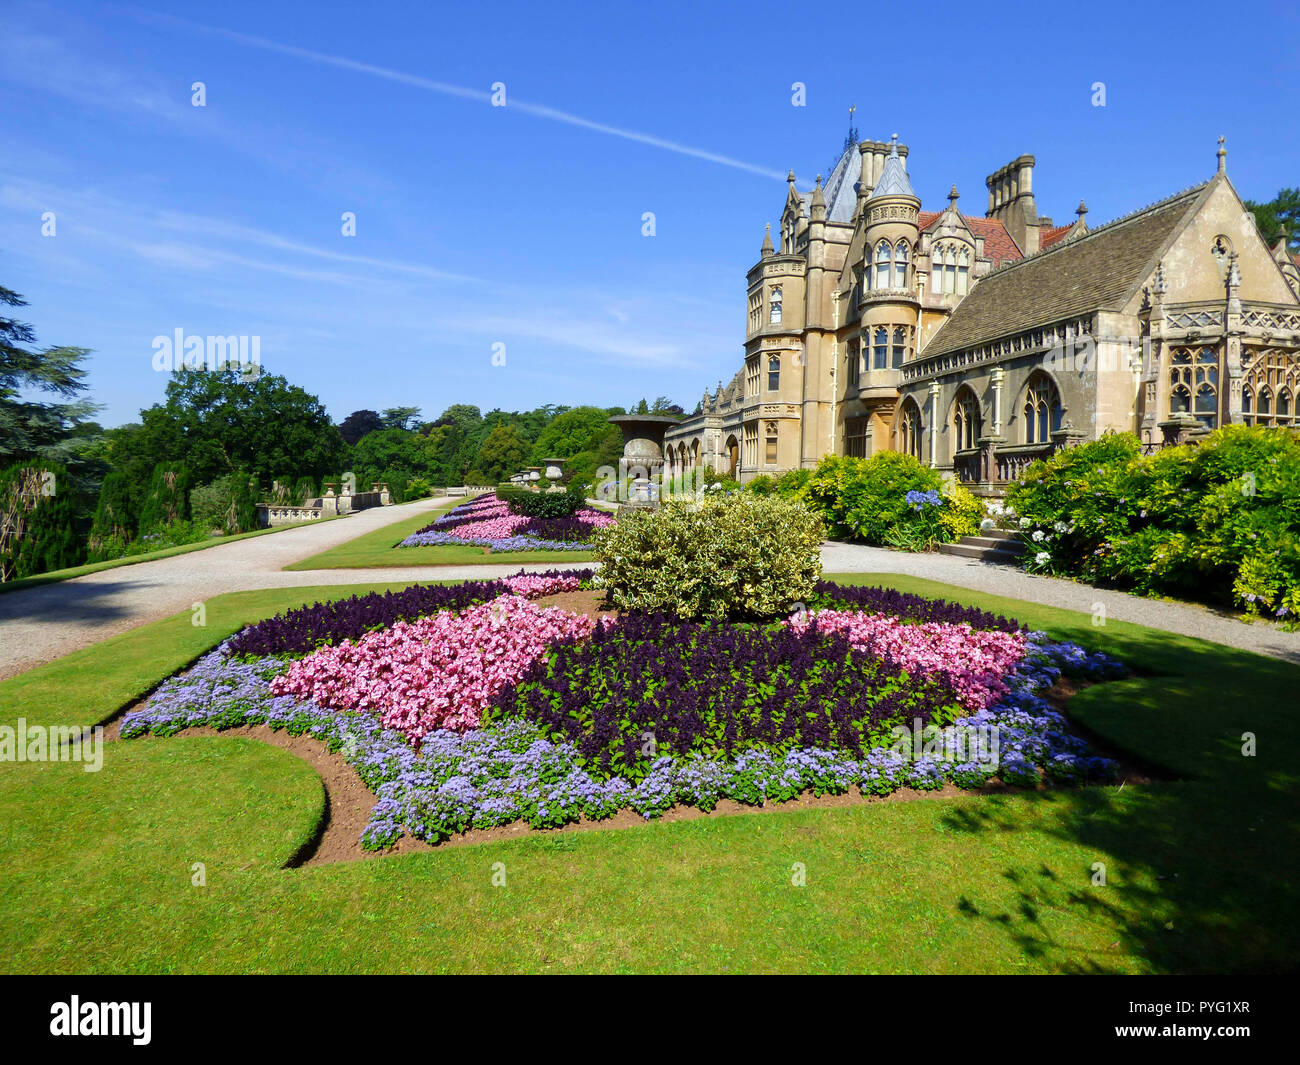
662,133,1300,488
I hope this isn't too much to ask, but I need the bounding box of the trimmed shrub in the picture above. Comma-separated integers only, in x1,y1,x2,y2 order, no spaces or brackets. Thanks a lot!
87,471,137,561
593,494,824,620
507,490,580,519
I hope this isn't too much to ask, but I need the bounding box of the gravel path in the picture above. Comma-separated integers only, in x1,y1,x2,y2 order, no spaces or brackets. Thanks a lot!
0,496,592,679
821,541,1300,664
3,507,1295,679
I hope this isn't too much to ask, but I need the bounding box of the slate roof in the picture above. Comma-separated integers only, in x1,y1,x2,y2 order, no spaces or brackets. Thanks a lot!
922,182,1209,359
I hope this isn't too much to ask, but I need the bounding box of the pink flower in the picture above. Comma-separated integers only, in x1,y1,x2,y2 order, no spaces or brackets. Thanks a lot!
270,595,593,741
783,610,1027,710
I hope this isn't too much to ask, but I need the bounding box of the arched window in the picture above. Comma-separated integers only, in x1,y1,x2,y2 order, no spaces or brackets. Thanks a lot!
953,389,981,451
874,242,891,289
1169,346,1217,428
1242,388,1253,426
1244,350,1300,427
894,241,910,289
931,243,967,295
767,355,781,391
896,399,923,459
1024,376,1063,444
892,326,907,368
768,286,782,324
872,327,889,370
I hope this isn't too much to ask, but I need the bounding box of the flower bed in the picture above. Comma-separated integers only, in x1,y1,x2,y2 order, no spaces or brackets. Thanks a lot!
123,578,1126,850
399,493,614,552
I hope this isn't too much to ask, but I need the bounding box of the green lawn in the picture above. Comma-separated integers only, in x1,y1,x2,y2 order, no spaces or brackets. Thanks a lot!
283,498,595,570
0,516,344,596
1,574,1295,973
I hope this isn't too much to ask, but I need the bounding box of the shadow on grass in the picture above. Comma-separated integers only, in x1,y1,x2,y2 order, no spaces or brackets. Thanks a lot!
943,777,1300,973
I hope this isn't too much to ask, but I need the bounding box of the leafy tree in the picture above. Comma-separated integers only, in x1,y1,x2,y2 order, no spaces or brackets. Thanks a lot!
473,423,530,483
0,284,102,491
1244,187,1300,253
136,366,345,486
528,406,614,462
338,409,384,446
380,406,421,431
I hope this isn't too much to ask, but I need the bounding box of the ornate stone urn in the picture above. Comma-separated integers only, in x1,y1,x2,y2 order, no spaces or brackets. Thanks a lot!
608,414,678,505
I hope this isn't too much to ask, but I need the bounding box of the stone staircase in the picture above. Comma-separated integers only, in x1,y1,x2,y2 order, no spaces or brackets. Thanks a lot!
938,529,1025,565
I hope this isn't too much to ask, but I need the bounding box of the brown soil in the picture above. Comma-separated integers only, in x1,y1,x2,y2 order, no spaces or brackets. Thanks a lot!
533,587,619,622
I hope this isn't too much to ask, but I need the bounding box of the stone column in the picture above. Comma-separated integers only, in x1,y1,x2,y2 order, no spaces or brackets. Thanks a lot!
927,381,940,468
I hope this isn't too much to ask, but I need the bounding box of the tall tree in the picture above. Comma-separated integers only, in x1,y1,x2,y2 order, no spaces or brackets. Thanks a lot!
137,366,345,487
1244,187,1300,253
380,406,421,431
338,409,384,446
0,283,101,478
473,423,530,483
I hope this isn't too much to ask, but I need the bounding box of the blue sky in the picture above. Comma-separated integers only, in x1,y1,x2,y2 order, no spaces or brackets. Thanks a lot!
2,0,1297,428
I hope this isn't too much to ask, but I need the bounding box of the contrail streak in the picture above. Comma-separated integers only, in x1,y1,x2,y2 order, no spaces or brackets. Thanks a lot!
126,9,788,181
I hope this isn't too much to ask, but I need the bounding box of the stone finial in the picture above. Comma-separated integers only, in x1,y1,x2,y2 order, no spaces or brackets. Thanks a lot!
948,184,960,208
787,169,797,188
1153,261,1168,297
1076,199,1088,221
1216,135,1227,173
761,222,774,257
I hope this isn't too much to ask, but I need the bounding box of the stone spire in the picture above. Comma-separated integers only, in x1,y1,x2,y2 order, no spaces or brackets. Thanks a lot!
1216,135,1227,174
869,134,916,200
810,174,826,220
761,222,774,257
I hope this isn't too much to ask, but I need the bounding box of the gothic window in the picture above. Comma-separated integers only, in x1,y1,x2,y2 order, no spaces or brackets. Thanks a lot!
1023,376,1063,445
767,355,781,391
1242,388,1253,426
892,326,907,368
847,340,860,387
894,240,910,289
956,247,970,296
953,388,981,451
1169,346,1218,428
765,433,778,464
1242,349,1299,427
769,286,783,324
896,399,923,459
745,354,759,396
874,241,892,289
873,326,889,370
